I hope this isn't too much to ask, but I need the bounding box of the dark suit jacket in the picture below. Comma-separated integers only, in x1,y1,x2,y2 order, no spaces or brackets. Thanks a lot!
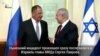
18,19,50,47
54,21,79,47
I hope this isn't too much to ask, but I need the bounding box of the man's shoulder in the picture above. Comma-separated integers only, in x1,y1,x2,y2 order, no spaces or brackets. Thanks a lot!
68,21,78,29
21,19,32,26
22,19,48,25
40,20,47,24
23,19,47,23
23,19,31,23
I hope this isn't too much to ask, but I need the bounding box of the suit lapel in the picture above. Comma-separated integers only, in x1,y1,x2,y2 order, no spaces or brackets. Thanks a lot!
60,21,71,37
55,26,59,38
29,19,39,41
55,21,71,38
40,21,43,40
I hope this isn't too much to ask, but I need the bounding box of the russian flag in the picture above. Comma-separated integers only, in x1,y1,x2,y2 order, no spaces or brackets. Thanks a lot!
5,0,22,56
80,0,99,56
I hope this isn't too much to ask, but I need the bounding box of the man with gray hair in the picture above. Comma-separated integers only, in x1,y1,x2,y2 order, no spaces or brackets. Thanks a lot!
50,8,79,56
50,8,79,47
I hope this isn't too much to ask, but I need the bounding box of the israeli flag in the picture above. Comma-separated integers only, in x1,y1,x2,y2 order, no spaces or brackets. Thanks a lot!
80,0,99,56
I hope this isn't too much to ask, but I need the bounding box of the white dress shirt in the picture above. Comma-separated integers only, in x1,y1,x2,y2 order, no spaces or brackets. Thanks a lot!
61,19,69,30
31,18,42,40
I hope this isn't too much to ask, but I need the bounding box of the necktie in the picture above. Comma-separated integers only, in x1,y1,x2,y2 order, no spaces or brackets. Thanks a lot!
57,25,62,36
36,22,40,40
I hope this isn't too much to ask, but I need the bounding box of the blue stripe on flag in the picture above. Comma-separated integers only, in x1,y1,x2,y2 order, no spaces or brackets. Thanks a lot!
84,0,94,17
90,39,100,56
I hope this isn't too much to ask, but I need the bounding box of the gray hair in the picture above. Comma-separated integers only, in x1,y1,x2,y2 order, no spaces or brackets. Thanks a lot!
57,8,69,18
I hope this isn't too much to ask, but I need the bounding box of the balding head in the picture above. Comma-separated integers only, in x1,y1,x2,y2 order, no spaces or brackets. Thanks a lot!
56,8,69,24
57,8,69,19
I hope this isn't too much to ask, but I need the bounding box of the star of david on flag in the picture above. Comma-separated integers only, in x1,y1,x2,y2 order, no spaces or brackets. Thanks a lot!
83,18,99,37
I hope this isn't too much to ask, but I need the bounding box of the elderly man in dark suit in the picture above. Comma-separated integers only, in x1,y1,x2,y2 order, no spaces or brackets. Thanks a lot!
50,8,79,56
50,8,79,47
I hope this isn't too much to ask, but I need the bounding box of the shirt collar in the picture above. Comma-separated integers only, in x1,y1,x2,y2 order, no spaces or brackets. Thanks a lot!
61,19,69,29
31,18,40,23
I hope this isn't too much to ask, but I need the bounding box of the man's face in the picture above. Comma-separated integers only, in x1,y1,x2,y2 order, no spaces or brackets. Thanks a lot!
56,11,64,24
32,8,43,22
